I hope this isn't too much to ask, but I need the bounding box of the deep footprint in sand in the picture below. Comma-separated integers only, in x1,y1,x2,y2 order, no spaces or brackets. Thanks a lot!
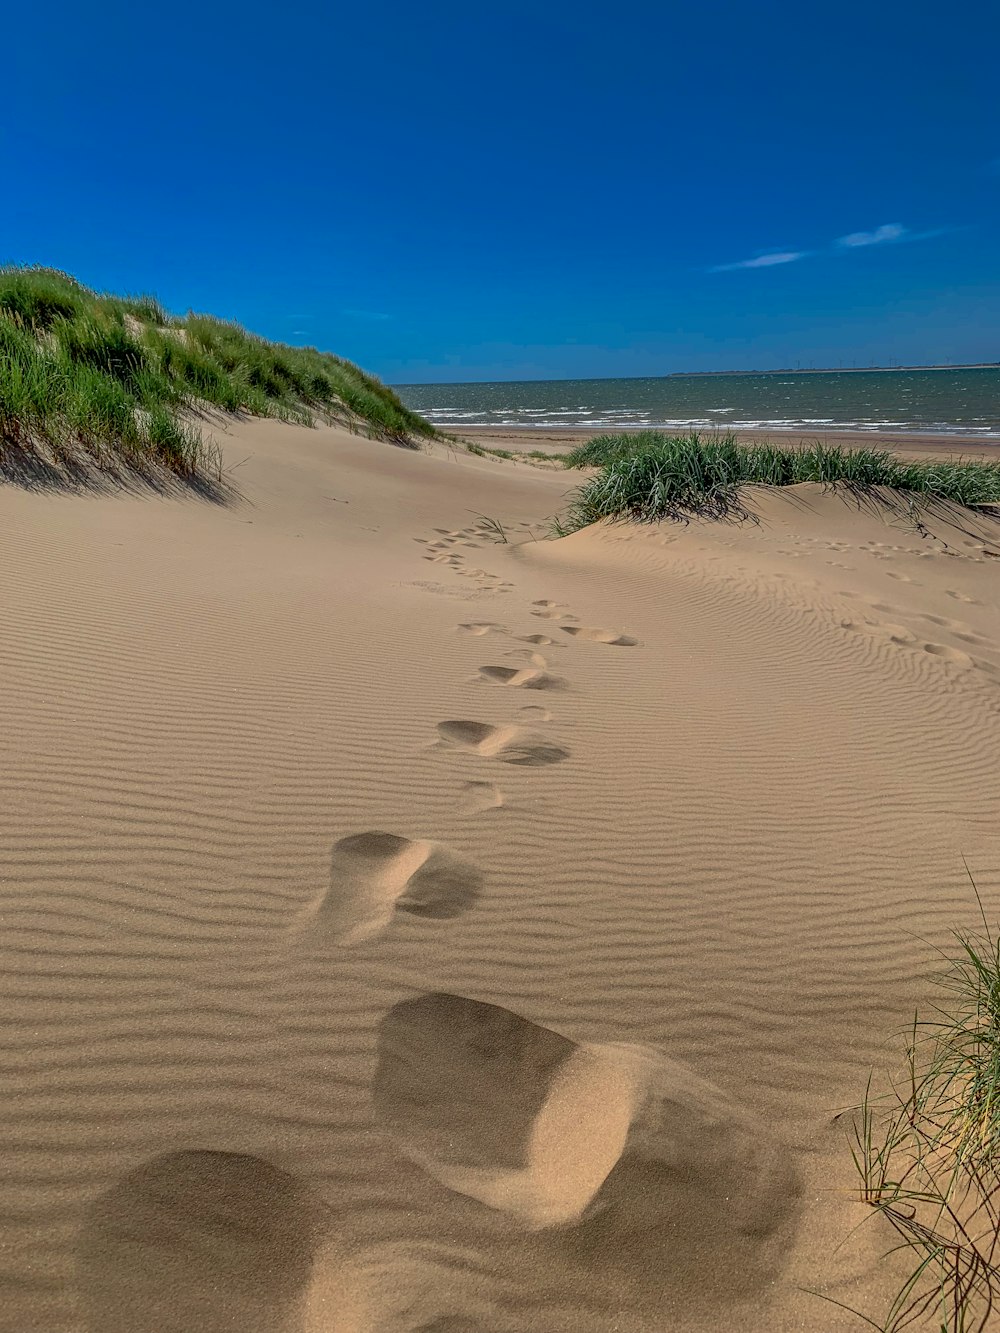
517,633,556,645
77,1150,323,1333
373,993,800,1305
300,833,484,946
478,665,568,691
437,720,569,767
560,626,640,647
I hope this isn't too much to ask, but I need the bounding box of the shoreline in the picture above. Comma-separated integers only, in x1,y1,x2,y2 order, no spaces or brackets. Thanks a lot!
447,422,1000,462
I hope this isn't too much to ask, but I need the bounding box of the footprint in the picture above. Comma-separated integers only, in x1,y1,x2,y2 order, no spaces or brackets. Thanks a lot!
458,780,505,813
885,571,920,584
840,620,917,646
77,1151,322,1333
437,720,569,767
373,994,800,1301
955,631,992,647
530,600,577,622
560,626,640,647
301,833,483,946
479,666,568,691
503,649,549,667
518,705,552,722
946,590,982,605
517,633,556,646
457,622,506,636
923,643,974,668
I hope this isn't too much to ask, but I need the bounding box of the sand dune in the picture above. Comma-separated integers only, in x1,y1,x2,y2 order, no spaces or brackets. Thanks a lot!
3,417,1000,1331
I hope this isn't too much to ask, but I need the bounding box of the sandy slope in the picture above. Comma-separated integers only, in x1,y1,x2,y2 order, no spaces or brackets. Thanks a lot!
3,419,1000,1333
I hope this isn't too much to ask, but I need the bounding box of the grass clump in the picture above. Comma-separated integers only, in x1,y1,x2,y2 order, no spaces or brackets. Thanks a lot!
0,264,436,480
557,432,1000,530
840,885,1000,1331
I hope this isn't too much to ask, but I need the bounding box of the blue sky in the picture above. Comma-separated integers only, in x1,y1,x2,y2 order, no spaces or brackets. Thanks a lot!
4,0,998,382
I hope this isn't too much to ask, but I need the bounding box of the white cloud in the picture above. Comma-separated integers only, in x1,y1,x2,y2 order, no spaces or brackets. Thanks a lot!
711,220,953,274
710,250,807,273
836,223,906,248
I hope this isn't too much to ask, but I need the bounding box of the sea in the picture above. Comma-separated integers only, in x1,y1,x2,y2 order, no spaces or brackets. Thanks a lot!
395,368,1000,437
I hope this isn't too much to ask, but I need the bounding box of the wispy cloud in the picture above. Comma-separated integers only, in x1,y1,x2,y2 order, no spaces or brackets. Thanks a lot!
837,222,957,248
712,221,955,272
342,307,391,321
835,222,906,248
709,250,808,273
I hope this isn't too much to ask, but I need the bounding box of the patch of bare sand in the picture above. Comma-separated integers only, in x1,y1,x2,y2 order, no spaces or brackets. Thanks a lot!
2,419,1000,1331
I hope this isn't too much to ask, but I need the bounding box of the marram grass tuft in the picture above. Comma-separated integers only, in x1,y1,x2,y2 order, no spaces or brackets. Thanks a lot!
557,431,1000,529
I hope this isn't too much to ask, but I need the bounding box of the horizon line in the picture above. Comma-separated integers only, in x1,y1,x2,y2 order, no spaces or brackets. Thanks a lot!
393,360,1000,388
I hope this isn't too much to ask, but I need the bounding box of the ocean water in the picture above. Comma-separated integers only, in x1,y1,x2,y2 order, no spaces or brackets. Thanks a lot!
396,368,1000,436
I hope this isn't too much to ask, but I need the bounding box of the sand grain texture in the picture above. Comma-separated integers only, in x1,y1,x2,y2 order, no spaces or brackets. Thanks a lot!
3,420,1000,1331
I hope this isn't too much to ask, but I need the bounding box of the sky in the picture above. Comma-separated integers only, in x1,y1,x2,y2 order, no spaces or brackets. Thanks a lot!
4,0,999,383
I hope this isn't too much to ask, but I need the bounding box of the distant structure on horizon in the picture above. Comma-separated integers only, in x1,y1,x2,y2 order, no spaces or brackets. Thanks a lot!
669,362,1000,377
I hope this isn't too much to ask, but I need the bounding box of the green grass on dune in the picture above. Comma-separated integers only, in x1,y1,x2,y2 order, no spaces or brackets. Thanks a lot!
0,265,435,478
558,430,1000,529
841,886,1000,1331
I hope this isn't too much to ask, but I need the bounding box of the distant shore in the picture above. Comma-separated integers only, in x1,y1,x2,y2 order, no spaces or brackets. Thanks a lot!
665,363,1000,377
450,422,1000,463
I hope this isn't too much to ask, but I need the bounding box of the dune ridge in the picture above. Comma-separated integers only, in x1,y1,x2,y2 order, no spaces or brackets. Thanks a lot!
2,416,1000,1330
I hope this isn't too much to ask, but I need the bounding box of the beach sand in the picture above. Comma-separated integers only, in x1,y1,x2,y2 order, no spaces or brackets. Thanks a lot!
3,418,1000,1331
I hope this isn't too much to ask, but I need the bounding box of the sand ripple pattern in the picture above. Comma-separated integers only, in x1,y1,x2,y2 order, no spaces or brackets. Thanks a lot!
4,446,1000,1332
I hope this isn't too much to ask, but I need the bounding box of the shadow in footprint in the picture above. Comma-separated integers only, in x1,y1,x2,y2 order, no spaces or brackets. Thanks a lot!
300,833,483,946
478,666,567,691
374,993,800,1309
560,627,639,647
77,1150,323,1333
437,720,569,767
